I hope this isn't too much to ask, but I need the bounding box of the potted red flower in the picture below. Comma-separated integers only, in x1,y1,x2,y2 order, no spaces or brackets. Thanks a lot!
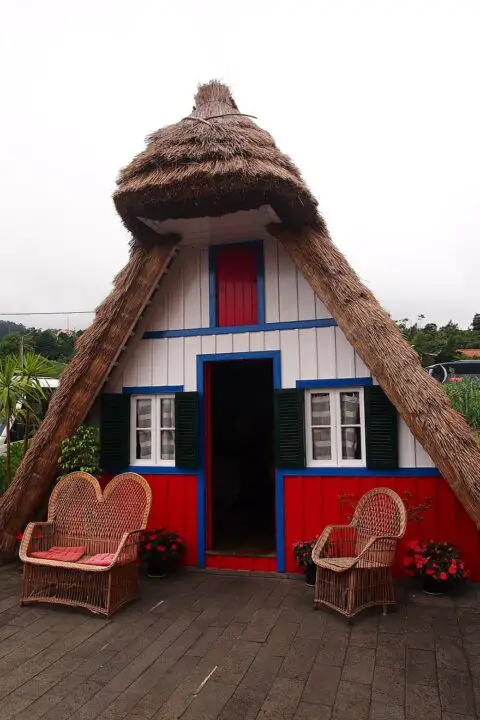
293,536,322,586
139,528,186,578
403,540,469,595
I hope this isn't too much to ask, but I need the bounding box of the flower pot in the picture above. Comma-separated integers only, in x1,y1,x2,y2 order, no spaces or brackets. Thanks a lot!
305,562,316,587
422,576,447,596
147,555,167,579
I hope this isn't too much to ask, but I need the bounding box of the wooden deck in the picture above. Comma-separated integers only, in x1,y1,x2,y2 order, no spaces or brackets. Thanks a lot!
0,565,479,719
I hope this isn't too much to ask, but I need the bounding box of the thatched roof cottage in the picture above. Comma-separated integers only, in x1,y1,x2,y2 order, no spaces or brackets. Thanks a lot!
1,81,479,576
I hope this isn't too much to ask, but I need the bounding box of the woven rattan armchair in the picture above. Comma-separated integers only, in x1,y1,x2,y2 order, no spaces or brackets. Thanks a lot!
20,472,152,617
312,488,407,620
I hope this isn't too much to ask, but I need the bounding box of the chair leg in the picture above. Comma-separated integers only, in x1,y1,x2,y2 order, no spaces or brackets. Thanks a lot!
313,565,320,610
382,604,388,616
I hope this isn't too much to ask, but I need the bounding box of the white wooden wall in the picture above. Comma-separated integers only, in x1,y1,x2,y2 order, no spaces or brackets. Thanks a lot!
398,417,435,468
115,326,367,392
105,238,433,469
145,239,332,332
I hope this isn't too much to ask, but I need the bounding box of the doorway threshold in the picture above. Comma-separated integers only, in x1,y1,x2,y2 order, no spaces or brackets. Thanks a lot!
205,552,277,572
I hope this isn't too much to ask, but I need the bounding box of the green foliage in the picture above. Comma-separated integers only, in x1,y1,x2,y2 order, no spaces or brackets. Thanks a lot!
444,378,480,431
472,314,480,332
59,425,100,475
0,441,24,495
396,316,480,366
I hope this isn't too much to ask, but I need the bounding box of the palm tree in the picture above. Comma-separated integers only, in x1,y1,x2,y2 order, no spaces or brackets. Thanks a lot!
0,356,33,486
18,353,53,456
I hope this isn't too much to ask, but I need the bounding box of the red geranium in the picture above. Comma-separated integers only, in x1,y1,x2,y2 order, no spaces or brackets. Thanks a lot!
138,528,186,563
403,540,468,586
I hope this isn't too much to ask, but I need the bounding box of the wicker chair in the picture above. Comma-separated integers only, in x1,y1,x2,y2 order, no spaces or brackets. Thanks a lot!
312,488,407,620
19,472,152,617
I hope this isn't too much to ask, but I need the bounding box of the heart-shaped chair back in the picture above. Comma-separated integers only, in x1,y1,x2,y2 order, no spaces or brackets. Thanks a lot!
48,472,152,551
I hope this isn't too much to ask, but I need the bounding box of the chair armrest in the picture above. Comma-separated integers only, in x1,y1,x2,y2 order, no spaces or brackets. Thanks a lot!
19,522,55,561
353,535,400,567
110,528,143,567
312,524,354,564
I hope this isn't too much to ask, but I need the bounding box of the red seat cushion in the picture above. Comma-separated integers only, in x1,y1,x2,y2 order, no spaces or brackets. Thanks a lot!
30,546,86,562
79,553,116,567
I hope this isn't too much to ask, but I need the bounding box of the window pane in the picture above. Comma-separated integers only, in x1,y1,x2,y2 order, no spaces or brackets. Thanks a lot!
342,427,361,460
160,398,174,428
136,430,152,460
136,399,152,428
340,392,360,425
311,393,330,426
160,430,175,460
312,427,332,460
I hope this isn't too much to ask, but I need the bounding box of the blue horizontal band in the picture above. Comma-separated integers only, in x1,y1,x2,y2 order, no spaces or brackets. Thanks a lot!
143,318,337,340
296,377,373,388
122,385,184,394
276,468,440,477
121,466,438,477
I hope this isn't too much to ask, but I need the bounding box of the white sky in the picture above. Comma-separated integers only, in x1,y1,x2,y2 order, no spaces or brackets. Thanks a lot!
1,0,479,331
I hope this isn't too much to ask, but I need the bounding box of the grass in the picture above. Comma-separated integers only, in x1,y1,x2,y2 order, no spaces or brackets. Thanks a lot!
444,377,480,432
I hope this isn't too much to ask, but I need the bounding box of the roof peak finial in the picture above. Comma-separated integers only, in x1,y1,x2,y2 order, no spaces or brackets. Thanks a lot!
193,80,238,112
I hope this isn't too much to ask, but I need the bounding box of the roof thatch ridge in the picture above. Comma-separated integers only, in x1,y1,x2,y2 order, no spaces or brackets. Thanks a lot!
114,80,320,247
0,241,178,554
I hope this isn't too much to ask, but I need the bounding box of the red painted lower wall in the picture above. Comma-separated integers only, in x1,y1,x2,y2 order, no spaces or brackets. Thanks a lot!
284,475,480,581
101,473,198,567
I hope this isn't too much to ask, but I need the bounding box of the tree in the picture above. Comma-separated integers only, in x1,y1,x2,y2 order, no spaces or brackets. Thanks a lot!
472,314,480,332
18,353,53,456
0,356,33,487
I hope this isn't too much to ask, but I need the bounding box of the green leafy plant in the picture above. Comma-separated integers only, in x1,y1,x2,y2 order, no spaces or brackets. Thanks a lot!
0,441,24,495
444,377,480,431
18,352,53,456
0,355,38,486
59,425,100,475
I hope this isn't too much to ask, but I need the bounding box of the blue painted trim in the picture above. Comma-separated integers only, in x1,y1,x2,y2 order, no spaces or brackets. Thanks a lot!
143,317,337,340
126,466,199,475
197,354,207,567
122,385,184,394
296,377,373,389
196,350,282,569
276,467,440,477
275,470,285,572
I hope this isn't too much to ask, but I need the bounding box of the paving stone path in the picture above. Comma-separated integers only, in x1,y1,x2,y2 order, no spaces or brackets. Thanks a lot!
0,565,479,719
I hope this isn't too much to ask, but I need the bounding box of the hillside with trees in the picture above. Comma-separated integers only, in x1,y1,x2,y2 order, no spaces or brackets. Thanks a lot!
396,314,480,366
0,321,82,377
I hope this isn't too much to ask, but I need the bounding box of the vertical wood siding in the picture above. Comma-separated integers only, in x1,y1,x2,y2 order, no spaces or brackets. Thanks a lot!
283,474,480,580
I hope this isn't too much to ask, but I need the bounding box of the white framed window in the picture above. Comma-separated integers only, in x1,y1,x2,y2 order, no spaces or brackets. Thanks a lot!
305,388,366,467
130,395,175,466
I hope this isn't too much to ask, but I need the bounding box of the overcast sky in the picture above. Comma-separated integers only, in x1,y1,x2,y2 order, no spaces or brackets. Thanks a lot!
1,0,479,331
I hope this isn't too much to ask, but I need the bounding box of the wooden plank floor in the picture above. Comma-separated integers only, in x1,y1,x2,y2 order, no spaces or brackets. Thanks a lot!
0,565,479,719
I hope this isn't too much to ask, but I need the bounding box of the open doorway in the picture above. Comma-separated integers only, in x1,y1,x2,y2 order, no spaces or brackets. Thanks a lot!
207,359,275,556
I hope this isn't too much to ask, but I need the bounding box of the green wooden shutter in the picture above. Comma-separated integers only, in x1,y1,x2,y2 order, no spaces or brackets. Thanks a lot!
175,392,200,469
100,394,131,472
364,385,399,470
274,388,306,469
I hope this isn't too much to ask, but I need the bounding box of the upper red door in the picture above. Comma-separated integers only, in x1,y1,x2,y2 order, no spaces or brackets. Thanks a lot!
214,244,259,326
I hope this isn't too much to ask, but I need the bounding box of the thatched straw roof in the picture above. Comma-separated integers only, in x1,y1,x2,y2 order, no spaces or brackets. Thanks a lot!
1,80,479,554
0,242,177,553
114,80,320,247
